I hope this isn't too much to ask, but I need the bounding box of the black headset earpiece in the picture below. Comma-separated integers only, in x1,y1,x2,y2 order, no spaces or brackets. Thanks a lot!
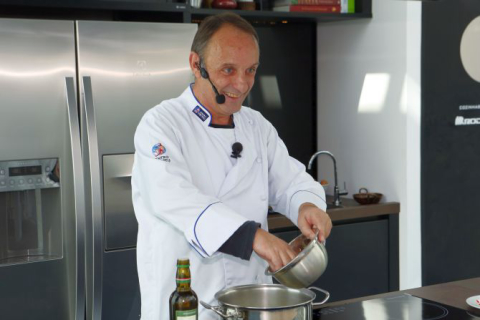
196,59,226,104
196,61,209,79
200,68,210,79
200,67,209,79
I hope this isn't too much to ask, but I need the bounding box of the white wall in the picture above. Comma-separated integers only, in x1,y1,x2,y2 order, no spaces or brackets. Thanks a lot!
315,0,422,289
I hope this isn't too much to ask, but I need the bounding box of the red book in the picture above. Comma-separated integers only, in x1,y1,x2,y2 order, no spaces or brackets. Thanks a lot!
289,4,340,12
292,0,340,5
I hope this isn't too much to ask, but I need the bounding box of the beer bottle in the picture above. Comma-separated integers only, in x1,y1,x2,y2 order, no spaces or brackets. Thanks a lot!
169,258,198,320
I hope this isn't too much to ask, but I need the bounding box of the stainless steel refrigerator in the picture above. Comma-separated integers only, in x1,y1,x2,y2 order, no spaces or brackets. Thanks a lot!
0,18,197,320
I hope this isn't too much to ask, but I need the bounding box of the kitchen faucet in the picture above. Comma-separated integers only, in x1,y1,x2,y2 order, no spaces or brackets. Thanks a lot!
307,151,348,207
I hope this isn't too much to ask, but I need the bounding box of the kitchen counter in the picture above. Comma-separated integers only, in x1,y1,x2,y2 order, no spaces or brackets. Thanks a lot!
318,277,480,312
268,197,400,231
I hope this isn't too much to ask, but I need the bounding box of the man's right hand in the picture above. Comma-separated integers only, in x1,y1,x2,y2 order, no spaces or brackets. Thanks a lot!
253,228,297,272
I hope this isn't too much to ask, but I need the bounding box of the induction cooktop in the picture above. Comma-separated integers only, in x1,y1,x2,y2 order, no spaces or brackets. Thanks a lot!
313,294,480,320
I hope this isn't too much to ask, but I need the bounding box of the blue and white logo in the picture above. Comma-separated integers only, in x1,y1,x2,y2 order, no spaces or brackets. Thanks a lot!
193,106,209,122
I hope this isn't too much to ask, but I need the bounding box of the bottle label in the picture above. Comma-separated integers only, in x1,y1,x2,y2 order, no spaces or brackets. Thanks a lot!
175,309,197,320
176,278,191,285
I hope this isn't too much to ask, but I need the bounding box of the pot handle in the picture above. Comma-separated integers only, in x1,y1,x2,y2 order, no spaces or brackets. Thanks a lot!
264,266,275,276
309,286,330,306
200,301,232,319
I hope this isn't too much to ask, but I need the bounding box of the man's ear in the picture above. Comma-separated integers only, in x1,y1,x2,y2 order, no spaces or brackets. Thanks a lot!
189,51,201,79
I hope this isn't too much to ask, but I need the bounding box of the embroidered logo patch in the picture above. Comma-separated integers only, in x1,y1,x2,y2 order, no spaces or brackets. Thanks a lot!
193,106,209,122
152,143,170,162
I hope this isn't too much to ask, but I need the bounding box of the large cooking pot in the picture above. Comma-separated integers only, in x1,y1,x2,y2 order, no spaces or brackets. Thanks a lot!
201,284,329,319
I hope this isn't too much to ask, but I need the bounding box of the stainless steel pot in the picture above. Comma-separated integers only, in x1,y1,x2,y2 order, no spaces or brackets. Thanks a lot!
201,284,329,319
265,230,328,288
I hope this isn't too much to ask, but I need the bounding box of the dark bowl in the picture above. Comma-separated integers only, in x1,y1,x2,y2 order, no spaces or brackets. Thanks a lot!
353,191,383,205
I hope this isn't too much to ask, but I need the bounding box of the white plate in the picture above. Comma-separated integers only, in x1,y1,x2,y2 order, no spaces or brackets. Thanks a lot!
466,295,480,309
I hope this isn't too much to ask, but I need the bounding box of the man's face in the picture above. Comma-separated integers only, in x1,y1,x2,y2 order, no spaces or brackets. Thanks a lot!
193,24,259,120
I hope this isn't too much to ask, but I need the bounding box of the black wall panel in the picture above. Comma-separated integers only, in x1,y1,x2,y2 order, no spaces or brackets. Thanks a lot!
422,0,480,285
249,23,317,168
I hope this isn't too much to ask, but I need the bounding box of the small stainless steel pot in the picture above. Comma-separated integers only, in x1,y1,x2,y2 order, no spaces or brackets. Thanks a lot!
265,230,328,288
201,284,329,319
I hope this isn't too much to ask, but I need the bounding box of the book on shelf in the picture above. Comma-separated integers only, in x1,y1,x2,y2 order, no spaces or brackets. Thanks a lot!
272,0,354,13
340,0,355,13
289,4,340,12
291,0,340,5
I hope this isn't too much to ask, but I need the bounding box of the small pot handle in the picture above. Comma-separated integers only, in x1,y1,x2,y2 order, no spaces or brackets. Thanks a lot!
309,286,330,306
200,301,232,318
265,267,275,276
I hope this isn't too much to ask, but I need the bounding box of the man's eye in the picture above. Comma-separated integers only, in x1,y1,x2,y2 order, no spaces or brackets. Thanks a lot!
247,67,257,74
223,68,233,74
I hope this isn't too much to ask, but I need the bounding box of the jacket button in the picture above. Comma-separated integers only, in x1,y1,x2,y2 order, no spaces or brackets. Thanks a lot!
256,158,261,163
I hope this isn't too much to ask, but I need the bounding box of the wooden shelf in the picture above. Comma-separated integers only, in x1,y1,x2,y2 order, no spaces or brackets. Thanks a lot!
0,0,371,23
189,7,371,23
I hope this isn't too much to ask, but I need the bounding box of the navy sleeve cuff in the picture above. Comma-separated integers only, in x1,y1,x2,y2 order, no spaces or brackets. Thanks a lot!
218,220,260,260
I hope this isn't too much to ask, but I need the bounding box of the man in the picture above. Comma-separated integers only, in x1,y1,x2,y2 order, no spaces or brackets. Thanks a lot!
132,12,332,320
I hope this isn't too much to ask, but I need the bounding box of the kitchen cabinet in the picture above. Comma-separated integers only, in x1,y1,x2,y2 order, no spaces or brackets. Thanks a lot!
269,199,400,303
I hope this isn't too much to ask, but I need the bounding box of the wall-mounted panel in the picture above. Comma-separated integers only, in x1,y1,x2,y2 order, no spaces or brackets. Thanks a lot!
422,0,480,285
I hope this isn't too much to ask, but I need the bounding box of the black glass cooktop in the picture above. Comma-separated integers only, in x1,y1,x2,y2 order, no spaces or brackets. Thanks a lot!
313,294,480,320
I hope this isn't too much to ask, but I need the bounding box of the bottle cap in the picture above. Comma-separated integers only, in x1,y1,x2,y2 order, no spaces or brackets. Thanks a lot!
177,258,190,267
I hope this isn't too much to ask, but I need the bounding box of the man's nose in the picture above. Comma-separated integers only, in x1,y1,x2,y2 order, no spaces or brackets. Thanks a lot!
233,73,249,93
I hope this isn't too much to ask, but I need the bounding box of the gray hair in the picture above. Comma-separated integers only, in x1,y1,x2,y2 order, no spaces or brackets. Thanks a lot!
191,12,259,61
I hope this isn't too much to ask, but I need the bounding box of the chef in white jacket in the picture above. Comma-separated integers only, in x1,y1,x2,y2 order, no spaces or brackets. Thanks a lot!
132,12,332,320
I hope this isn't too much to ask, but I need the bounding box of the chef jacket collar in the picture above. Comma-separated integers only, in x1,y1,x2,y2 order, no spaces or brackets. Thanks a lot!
189,83,213,127
188,84,238,129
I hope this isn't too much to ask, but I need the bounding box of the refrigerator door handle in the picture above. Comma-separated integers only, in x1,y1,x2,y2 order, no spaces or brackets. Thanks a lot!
113,174,132,179
65,77,86,320
82,75,103,320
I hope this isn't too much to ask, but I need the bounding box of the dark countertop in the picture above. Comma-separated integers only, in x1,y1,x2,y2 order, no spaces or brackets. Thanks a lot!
268,197,400,231
318,277,480,312
405,277,480,311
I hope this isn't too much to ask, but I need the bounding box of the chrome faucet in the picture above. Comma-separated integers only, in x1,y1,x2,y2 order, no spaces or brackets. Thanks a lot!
307,150,348,207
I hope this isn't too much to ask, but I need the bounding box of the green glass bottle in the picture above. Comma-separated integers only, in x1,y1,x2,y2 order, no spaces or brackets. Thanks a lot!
169,258,198,320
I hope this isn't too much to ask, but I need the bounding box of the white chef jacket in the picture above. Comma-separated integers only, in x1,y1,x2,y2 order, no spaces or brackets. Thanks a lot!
131,85,326,320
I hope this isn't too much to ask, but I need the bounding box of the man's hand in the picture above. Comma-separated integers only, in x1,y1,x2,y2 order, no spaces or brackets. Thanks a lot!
297,203,332,242
253,228,296,272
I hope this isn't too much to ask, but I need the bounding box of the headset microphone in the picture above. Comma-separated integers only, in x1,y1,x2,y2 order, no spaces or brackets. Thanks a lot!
231,142,243,159
208,77,226,104
198,63,226,104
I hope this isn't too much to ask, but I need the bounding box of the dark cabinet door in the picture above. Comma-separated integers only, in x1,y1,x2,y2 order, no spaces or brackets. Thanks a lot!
314,219,389,303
